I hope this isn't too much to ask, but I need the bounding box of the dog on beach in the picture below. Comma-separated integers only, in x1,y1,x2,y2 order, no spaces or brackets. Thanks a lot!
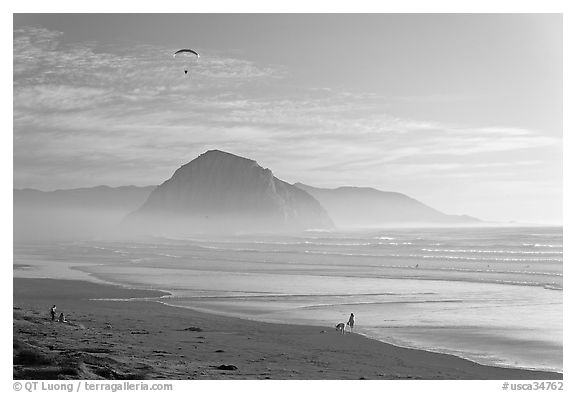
335,323,346,334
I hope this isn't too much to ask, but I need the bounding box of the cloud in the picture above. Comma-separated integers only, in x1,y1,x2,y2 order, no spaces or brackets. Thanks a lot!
14,85,113,111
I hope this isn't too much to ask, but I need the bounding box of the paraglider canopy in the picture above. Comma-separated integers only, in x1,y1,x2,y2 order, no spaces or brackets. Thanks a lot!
174,49,200,58
173,49,200,75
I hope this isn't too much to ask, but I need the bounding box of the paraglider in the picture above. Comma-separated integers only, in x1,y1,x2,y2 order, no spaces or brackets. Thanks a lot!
173,49,200,75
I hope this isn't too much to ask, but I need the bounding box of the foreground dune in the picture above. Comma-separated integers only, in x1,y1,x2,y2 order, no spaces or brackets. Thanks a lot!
13,278,562,380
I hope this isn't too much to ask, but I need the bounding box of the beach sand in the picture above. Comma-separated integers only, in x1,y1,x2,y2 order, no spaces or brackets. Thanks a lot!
13,278,562,380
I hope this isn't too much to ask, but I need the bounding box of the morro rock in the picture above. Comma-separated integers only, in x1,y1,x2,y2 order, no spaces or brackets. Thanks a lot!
125,150,333,234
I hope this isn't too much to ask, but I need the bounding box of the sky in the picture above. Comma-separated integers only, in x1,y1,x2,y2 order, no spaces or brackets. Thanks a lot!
13,13,562,224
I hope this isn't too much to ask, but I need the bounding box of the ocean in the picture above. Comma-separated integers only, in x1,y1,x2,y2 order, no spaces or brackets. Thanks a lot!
13,226,563,373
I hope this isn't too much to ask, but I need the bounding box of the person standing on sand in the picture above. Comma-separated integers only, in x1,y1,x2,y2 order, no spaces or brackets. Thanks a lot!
347,313,355,333
50,305,56,321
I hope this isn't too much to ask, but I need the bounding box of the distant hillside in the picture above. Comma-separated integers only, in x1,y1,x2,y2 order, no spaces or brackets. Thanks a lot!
15,185,155,210
125,150,333,234
294,183,479,228
14,185,155,241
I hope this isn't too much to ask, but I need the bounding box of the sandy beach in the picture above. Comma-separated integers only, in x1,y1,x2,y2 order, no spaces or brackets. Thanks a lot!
13,277,562,380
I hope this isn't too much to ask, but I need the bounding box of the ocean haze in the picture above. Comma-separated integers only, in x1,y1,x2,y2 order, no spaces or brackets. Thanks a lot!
14,150,491,241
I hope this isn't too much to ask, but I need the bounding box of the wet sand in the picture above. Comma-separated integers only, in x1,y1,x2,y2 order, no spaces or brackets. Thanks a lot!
13,278,562,380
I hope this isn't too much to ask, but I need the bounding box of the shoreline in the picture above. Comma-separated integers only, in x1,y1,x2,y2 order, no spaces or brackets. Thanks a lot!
13,277,562,380
143,297,562,374
66,264,561,374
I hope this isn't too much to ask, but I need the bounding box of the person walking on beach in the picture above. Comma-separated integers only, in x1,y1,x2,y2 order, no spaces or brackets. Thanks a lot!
347,313,355,333
50,305,57,321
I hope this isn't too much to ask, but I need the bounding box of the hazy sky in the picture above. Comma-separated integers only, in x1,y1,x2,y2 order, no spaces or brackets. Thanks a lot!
13,14,562,224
